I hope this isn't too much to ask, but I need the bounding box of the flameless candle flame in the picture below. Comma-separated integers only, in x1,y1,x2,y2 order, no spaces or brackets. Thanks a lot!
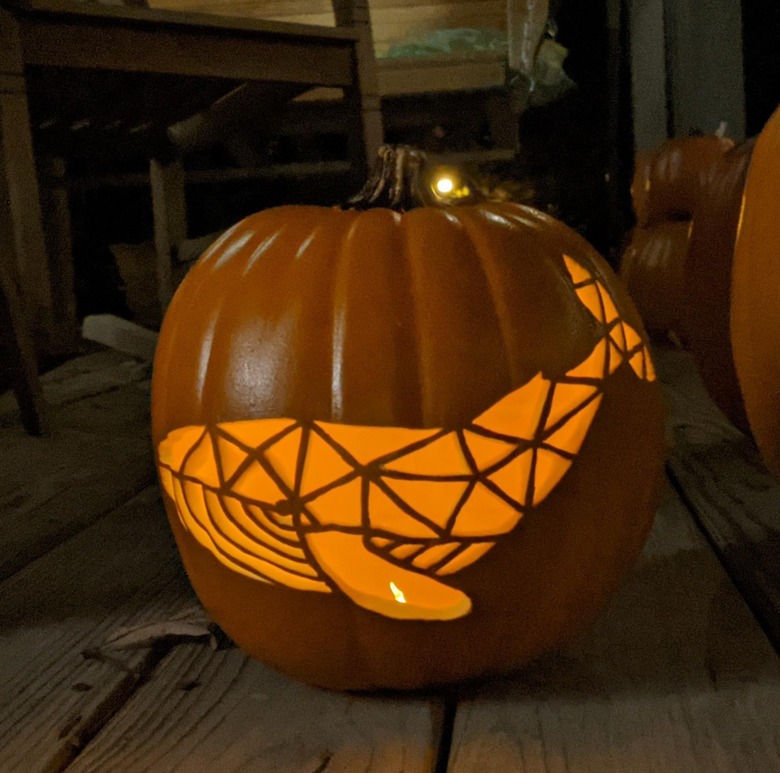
389,581,407,604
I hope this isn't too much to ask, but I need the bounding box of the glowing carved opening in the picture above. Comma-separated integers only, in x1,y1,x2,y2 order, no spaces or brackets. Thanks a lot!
157,255,656,621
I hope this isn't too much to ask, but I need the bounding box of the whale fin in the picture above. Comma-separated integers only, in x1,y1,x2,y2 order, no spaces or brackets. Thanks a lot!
305,530,472,620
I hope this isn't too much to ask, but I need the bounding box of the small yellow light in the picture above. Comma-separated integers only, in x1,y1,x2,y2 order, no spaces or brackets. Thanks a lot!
389,581,407,604
435,176,455,195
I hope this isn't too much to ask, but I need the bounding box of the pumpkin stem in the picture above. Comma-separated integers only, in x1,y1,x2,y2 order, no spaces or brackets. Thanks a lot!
346,145,482,211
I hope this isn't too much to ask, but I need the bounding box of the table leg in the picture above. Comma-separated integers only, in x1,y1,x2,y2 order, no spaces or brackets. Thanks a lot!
0,74,57,350
0,258,47,435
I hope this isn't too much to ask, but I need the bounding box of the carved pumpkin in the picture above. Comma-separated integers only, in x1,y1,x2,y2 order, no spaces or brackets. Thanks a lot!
683,139,754,433
620,135,734,342
152,147,665,689
731,106,780,474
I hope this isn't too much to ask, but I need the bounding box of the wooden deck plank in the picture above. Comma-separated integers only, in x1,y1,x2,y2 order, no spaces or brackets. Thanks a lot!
0,486,195,773
0,349,150,415
0,349,154,580
447,485,780,771
1,348,442,772
657,346,780,651
66,643,440,772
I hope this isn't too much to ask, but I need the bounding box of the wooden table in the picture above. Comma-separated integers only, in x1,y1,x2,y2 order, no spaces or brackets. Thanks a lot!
1,345,779,771
0,0,380,351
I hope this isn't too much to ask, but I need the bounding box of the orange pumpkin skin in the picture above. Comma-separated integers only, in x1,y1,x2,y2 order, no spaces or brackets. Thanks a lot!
151,201,665,690
619,221,691,340
631,136,735,228
731,107,780,474
684,140,754,433
621,136,734,342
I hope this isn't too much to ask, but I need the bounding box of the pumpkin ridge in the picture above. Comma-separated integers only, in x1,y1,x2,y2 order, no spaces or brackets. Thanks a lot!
456,207,529,388
283,210,351,422
329,213,361,423
153,236,230,424
403,208,512,427
199,215,294,421
330,209,424,427
397,210,431,427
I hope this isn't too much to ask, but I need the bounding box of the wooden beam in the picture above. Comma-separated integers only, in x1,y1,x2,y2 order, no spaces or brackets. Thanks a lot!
61,159,354,190
151,0,499,14
166,81,312,156
0,63,54,347
82,314,159,361
333,0,384,174
0,486,191,771
0,255,47,435
150,158,188,312
377,54,506,96
19,13,356,86
38,157,79,350
14,0,359,40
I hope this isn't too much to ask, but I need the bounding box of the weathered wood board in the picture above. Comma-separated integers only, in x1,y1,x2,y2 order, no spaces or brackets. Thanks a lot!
1,479,441,773
447,486,780,771
4,342,780,772
0,349,155,580
20,7,356,86
0,486,194,773
657,346,780,653
66,643,441,772
147,0,508,56
0,346,443,772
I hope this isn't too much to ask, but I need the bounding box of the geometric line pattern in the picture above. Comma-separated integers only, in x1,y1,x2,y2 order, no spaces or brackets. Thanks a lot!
158,253,657,621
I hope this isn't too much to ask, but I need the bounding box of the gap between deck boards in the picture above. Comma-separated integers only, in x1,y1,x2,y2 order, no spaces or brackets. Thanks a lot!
655,346,780,659
6,345,780,772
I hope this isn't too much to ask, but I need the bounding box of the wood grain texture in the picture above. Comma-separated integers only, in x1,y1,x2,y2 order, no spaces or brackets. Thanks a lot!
150,158,187,312
657,346,780,652
0,10,24,76
334,0,383,176
0,256,47,435
0,486,194,773
377,54,504,95
146,0,507,53
13,0,358,40
153,0,499,15
20,17,355,85
447,485,780,771
38,157,79,350
0,351,154,580
0,348,150,415
67,642,440,772
0,86,54,344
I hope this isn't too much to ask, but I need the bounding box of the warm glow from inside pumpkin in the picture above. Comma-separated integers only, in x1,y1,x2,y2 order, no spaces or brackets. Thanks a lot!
157,255,656,621
390,582,407,604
